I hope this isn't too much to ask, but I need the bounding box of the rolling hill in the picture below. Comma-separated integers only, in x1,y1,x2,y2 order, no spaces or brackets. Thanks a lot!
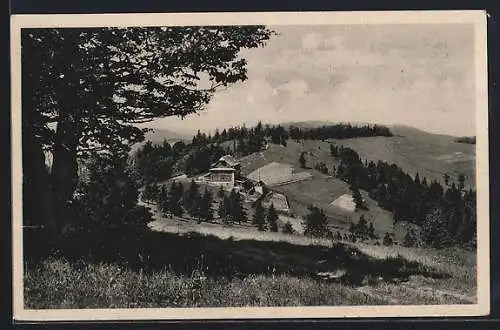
329,125,476,188
129,127,192,154
273,121,475,187
238,141,394,237
236,123,476,238
132,121,475,238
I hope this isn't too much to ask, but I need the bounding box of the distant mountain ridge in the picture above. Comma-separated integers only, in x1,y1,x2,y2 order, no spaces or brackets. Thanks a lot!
129,128,192,154
138,121,468,144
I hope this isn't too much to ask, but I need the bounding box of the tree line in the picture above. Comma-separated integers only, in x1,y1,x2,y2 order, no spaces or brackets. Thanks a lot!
133,139,231,185
289,123,393,141
134,121,394,185
329,143,476,248
191,122,393,155
454,136,476,145
143,180,290,234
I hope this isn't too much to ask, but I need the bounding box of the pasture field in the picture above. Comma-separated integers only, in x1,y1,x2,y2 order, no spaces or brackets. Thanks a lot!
329,125,476,188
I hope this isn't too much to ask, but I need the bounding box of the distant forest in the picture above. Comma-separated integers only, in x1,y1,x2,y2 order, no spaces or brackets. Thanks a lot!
198,122,392,148
133,122,475,249
454,136,476,144
133,122,393,183
330,144,476,248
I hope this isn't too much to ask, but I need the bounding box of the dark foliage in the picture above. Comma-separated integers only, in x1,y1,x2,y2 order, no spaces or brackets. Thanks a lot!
303,205,329,238
454,136,476,144
330,143,476,248
282,222,295,234
299,152,307,169
266,203,279,232
253,200,266,231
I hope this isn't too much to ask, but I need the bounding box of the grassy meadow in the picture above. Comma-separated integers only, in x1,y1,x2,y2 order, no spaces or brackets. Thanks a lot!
24,224,476,309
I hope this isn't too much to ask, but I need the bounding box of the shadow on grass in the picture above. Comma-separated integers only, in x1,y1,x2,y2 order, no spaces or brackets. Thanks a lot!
24,224,449,286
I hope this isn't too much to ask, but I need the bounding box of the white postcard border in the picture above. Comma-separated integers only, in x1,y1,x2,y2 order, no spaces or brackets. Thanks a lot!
10,10,490,321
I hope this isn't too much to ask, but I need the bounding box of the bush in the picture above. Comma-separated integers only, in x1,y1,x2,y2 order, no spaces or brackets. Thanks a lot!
282,222,295,234
383,232,394,246
303,205,329,238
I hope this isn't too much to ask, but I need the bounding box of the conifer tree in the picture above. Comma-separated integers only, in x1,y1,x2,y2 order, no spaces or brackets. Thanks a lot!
303,205,329,238
158,185,169,215
267,203,279,232
229,189,247,224
422,209,453,248
282,221,294,234
199,188,214,222
383,232,394,246
356,215,369,239
403,227,417,247
351,185,368,211
218,195,231,220
349,222,357,237
299,152,307,169
217,185,225,199
253,199,266,231
184,179,200,214
367,221,377,239
168,181,184,216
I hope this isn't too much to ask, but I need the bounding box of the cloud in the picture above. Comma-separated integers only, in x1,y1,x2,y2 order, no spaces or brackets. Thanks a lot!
278,79,310,97
301,33,321,50
149,24,476,136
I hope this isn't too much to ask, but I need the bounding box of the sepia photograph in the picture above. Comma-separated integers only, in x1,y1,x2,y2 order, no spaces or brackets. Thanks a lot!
11,11,489,321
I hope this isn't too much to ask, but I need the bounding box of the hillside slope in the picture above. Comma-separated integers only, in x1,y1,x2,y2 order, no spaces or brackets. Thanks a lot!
237,126,475,237
330,125,475,188
238,142,394,237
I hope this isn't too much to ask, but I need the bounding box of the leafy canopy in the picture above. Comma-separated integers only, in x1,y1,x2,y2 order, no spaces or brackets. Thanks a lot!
22,26,274,155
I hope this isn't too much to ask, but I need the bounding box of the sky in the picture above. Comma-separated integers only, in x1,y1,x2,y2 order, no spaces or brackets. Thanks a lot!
145,23,476,137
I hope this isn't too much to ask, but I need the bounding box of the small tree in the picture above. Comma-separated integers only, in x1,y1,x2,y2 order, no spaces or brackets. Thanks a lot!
184,179,199,211
222,214,233,226
383,232,394,246
229,189,247,224
299,152,307,169
168,181,184,217
218,195,231,219
198,188,214,222
444,174,450,187
356,215,369,239
267,203,279,232
303,205,329,238
253,200,266,231
158,185,169,215
458,173,466,192
350,185,368,211
149,181,160,203
422,209,453,249
367,221,377,239
142,182,154,203
217,185,225,199
282,221,294,234
348,222,357,236
403,227,417,247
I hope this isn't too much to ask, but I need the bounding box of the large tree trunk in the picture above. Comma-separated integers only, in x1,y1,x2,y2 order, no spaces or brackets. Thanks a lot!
22,125,54,228
50,112,81,233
